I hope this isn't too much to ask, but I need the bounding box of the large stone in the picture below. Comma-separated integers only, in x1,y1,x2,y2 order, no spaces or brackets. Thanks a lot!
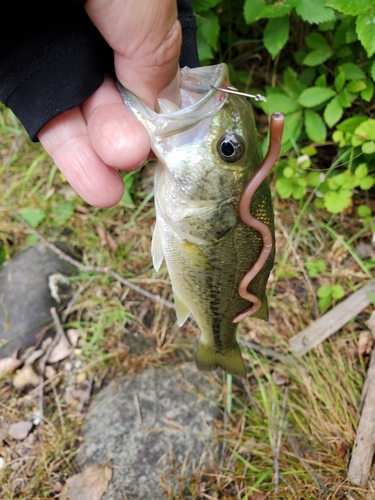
0,243,74,358
77,364,220,499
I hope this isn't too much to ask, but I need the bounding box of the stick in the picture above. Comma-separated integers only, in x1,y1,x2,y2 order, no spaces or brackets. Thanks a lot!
273,387,289,493
14,213,175,311
347,347,375,486
290,280,375,356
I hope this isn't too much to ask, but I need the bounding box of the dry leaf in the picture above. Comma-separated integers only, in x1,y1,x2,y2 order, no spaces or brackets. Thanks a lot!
0,457,5,470
48,332,73,363
0,350,22,377
66,329,80,347
358,331,374,356
8,421,33,441
13,365,40,390
61,464,112,500
44,365,57,380
95,225,118,251
272,370,289,386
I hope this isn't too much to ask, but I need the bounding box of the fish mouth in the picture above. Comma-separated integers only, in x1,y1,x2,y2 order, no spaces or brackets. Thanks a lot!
118,63,229,137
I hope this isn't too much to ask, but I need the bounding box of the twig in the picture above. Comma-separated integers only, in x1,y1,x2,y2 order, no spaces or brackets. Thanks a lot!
290,280,375,356
36,307,63,425
238,338,290,363
14,212,175,311
348,347,375,486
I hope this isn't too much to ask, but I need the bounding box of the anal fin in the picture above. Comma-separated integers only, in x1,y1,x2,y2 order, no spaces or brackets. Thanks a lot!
173,290,191,326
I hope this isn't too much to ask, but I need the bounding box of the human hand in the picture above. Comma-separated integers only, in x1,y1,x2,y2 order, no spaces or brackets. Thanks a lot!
38,0,181,208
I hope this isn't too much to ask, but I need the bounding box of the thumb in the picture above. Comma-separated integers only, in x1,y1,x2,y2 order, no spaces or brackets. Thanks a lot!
85,0,182,109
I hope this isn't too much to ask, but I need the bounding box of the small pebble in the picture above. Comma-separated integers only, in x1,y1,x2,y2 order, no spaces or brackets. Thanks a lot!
8,421,33,441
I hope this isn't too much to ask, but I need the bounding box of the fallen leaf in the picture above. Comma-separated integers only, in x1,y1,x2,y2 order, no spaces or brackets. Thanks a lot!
44,365,57,380
0,457,5,470
272,370,289,386
0,350,22,377
95,225,118,251
61,464,112,500
8,421,33,441
48,332,73,363
13,365,40,390
66,329,80,347
358,331,374,356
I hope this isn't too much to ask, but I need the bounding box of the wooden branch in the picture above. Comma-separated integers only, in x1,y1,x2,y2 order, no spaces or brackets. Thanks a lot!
348,347,375,486
290,281,375,356
14,212,175,311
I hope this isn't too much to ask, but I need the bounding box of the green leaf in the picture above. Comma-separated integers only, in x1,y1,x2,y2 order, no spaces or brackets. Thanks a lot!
337,116,367,133
244,0,297,23
243,0,265,23
337,89,357,108
298,87,336,107
355,163,368,179
326,0,371,16
361,80,374,102
196,30,214,61
192,0,221,12
307,171,322,187
54,201,74,225
303,50,332,66
357,10,375,57
318,296,331,312
347,80,367,93
323,96,343,128
371,61,375,81
355,119,375,141
331,285,345,300
283,67,306,98
295,0,335,24
282,110,304,147
263,16,289,59
19,208,46,228
199,11,220,50
315,74,327,88
334,69,345,93
339,63,366,81
305,259,326,278
362,141,375,154
317,285,332,298
359,177,375,190
265,88,302,114
275,178,294,198
324,190,352,214
358,204,372,217
305,109,326,143
305,33,330,51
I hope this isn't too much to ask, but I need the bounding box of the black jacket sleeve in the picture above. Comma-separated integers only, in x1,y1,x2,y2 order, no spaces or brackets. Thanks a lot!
0,0,200,142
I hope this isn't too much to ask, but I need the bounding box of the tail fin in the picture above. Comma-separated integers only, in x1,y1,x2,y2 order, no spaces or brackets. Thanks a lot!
195,341,246,378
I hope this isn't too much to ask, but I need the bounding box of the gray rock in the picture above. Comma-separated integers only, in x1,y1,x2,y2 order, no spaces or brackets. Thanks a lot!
0,243,74,358
77,364,220,499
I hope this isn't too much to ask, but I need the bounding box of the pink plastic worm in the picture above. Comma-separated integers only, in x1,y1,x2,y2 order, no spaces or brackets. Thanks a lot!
233,112,285,324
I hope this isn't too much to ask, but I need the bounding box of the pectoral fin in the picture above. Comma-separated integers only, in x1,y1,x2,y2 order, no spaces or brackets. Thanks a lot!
173,290,191,326
195,341,246,378
151,222,164,272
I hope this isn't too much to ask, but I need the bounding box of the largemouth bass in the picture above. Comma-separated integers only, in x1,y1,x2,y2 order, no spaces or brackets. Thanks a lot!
119,64,282,377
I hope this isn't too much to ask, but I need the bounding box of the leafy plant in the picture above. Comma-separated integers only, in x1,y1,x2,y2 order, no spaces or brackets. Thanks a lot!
317,283,345,312
193,0,375,217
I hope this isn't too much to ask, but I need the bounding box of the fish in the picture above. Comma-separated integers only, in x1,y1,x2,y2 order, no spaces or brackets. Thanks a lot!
118,64,283,377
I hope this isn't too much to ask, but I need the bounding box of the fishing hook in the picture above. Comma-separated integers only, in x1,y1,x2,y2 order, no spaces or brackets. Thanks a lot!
233,111,285,323
210,85,266,102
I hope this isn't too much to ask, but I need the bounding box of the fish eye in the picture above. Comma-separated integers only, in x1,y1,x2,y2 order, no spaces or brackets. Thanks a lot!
217,134,244,163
